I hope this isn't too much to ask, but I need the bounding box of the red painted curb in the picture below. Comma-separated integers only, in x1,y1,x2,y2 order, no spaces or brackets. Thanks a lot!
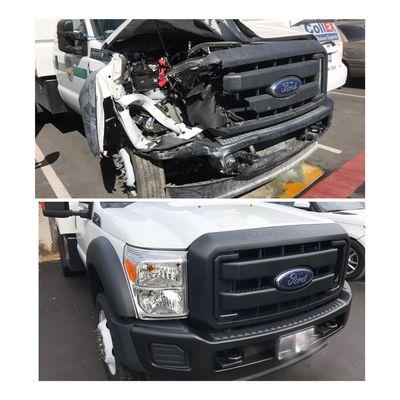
301,152,365,198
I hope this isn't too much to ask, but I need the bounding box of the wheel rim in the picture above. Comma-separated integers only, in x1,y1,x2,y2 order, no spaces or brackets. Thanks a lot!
98,310,116,375
347,247,359,275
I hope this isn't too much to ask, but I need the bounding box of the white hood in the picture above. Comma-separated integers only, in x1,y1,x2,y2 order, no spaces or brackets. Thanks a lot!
320,208,365,227
105,19,310,47
240,19,311,39
99,201,334,249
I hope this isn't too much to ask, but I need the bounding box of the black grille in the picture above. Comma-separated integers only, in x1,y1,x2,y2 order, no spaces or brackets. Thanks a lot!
220,52,325,128
187,223,349,330
213,240,347,325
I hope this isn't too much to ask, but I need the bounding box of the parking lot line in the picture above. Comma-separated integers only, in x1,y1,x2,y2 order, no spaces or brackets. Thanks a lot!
317,143,343,154
330,91,365,99
35,144,71,198
301,151,365,198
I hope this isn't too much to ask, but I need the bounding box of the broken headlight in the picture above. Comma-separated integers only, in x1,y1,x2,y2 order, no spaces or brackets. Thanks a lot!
123,245,188,319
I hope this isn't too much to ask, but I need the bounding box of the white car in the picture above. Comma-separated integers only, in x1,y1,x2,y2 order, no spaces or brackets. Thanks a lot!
289,201,365,280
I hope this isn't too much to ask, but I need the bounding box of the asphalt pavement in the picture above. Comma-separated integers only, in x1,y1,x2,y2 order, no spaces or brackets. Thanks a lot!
39,261,365,381
35,84,365,199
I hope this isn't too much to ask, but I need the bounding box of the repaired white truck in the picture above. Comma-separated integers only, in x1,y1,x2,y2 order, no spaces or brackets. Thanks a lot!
36,19,334,198
42,201,352,380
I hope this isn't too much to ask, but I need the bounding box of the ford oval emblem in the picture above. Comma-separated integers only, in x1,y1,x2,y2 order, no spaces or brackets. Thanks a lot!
274,267,314,291
270,76,302,98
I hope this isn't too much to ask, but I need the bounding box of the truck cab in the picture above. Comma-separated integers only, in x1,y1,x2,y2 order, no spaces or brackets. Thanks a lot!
43,201,352,380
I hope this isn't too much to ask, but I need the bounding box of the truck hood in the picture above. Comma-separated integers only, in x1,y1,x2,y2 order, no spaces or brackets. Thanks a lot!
105,19,231,46
319,208,365,227
240,19,311,39
99,201,335,249
105,19,311,47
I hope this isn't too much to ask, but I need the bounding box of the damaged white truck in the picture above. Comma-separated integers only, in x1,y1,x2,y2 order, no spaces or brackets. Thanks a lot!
35,19,334,198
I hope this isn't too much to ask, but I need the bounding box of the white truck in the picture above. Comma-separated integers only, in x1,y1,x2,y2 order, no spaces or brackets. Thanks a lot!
36,19,334,198
42,201,352,380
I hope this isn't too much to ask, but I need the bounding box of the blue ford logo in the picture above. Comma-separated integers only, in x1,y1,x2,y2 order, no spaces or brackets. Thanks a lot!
274,267,314,291
270,76,302,98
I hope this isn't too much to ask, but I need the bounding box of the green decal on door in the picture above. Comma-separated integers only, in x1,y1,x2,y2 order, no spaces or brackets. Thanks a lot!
53,60,88,80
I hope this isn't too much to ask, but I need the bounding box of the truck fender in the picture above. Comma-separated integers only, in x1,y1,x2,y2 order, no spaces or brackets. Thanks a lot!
78,71,101,156
86,237,136,317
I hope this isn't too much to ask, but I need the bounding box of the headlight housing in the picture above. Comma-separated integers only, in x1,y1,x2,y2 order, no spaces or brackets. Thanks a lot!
123,245,188,319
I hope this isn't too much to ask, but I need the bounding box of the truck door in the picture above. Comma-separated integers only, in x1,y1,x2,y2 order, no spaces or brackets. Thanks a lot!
54,19,90,114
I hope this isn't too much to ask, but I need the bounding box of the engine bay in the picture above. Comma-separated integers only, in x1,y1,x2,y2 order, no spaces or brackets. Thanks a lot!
111,30,245,142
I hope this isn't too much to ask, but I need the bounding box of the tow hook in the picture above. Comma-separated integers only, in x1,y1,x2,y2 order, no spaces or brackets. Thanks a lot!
215,348,244,369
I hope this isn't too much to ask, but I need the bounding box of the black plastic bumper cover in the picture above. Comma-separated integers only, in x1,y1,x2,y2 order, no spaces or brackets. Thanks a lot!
109,283,351,380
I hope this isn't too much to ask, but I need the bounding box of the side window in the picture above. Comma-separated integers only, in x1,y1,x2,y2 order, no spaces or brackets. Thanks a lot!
72,19,87,35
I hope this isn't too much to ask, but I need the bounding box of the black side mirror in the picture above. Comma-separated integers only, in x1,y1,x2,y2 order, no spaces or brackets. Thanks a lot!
57,19,87,56
41,202,91,219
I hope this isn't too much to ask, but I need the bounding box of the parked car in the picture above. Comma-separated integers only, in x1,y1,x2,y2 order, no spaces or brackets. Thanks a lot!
336,22,365,79
289,201,365,280
42,201,352,380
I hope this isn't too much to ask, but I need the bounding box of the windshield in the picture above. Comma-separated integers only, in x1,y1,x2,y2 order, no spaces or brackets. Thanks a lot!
92,19,125,40
317,202,364,212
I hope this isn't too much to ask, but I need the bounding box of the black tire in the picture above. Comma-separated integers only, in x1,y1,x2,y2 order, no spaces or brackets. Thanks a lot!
95,293,144,381
128,151,166,198
57,232,74,277
346,239,365,281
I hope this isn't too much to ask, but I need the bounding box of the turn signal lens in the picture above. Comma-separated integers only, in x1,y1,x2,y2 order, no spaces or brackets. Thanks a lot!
124,259,137,283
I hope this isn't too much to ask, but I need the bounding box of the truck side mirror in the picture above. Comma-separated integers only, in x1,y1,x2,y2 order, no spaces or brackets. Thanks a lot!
57,19,87,56
293,200,312,210
41,202,91,219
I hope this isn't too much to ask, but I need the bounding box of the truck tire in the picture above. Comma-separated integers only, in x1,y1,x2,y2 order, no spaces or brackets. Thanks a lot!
346,239,365,281
128,151,166,198
57,232,74,277
95,293,144,381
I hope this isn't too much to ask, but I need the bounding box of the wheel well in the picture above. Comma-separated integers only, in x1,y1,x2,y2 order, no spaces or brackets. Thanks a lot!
349,237,364,250
87,263,104,303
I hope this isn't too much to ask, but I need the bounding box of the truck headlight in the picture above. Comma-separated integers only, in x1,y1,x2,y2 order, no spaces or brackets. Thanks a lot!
123,245,188,319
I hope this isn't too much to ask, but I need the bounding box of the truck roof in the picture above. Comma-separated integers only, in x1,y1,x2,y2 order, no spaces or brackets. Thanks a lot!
98,201,334,249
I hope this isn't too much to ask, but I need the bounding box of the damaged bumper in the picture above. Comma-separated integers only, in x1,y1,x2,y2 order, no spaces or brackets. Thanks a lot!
157,97,333,197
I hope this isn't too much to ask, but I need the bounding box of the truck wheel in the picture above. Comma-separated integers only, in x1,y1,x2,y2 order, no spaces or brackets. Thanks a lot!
346,239,365,281
57,232,74,277
128,151,166,198
95,293,145,381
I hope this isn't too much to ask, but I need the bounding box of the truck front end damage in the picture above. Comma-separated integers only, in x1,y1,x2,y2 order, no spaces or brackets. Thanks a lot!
80,20,333,197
